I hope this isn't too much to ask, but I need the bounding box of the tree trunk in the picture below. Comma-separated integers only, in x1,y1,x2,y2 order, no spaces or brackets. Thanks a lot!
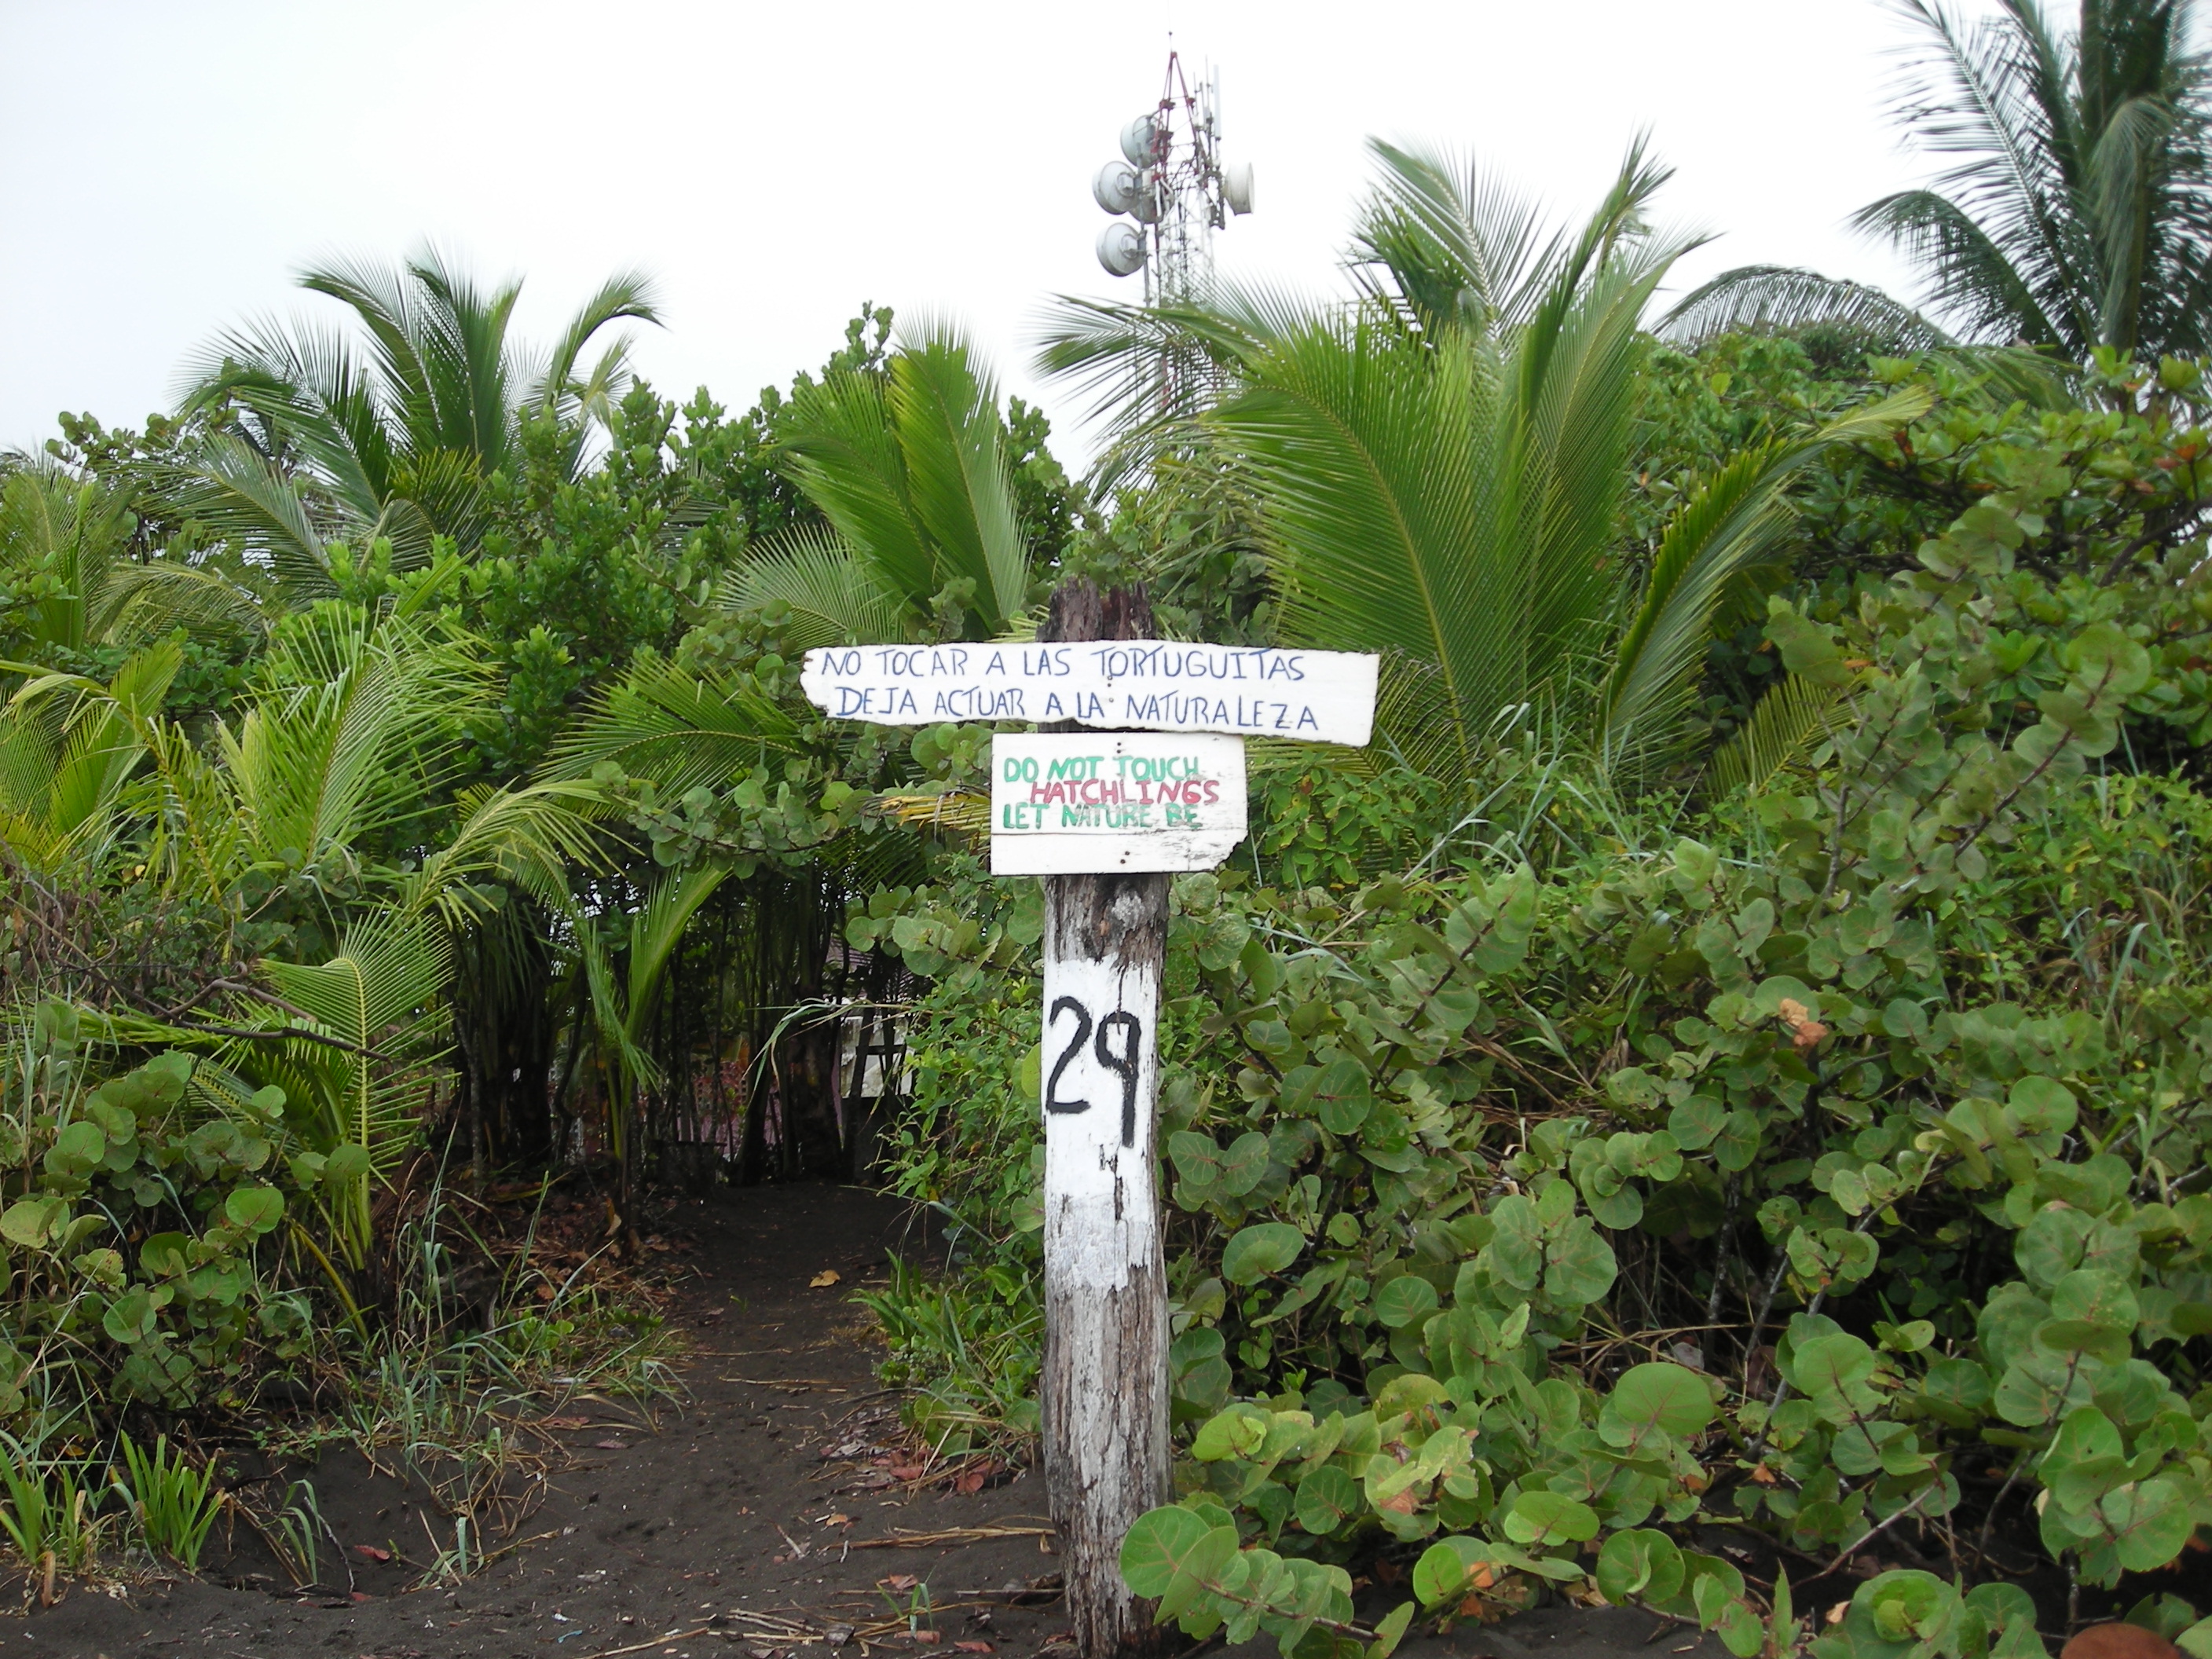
1038,579,1170,1659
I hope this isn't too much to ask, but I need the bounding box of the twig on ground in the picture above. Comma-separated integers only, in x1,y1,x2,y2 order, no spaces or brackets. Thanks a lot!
846,1525,1057,1550
589,1627,715,1659
1806,1487,1936,1581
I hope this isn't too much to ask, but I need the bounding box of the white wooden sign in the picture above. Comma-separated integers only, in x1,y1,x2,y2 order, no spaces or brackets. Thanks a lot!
800,640,1378,746
990,733,1246,876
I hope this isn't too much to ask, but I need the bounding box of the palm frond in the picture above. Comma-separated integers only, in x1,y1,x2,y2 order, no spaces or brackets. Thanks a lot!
1854,189,2077,347
402,779,617,928
535,269,663,417
887,325,1030,630
542,656,808,795
720,525,911,650
259,906,449,1185
153,437,339,595
1660,265,1956,350
0,646,177,870
1350,139,1561,336
219,615,488,873
1030,286,1300,467
775,371,938,605
875,789,989,838
101,563,268,647
1705,671,1853,797
1598,387,1931,780
623,863,731,1045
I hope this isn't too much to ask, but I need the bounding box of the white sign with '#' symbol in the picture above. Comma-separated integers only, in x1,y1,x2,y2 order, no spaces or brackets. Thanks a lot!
989,732,1247,875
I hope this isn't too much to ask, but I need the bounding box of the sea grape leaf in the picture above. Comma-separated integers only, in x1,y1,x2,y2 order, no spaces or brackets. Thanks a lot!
1412,1536,1486,1606
1543,1218,1617,1306
1294,1466,1360,1536
1603,1362,1714,1447
1222,1223,1304,1285
1119,1506,1240,1618
1596,1528,1684,1605
1375,1274,1439,1330
1501,1490,1599,1547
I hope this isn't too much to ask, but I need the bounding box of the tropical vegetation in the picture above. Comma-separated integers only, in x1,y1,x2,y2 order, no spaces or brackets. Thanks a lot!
1673,0,2212,361
8,16,2212,1653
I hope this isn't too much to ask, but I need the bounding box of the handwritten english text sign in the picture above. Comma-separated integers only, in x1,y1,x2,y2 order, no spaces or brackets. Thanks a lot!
990,733,1245,876
800,641,1378,747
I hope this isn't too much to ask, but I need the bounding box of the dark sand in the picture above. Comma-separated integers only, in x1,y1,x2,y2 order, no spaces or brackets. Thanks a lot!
6,1185,1723,1659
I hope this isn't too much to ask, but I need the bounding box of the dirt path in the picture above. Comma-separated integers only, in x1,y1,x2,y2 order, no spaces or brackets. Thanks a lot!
20,1185,1727,1659
24,1185,1072,1659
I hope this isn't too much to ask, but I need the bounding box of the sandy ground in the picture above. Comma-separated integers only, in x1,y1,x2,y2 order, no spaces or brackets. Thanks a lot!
0,1185,1740,1659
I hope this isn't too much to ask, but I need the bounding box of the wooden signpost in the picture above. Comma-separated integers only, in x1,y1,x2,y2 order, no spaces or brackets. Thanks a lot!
804,584,1377,1657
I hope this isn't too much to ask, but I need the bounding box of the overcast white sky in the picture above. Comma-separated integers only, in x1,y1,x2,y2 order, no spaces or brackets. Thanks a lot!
1,1,1964,464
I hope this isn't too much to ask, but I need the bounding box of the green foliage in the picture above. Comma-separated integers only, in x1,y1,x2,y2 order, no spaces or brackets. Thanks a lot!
0,1006,314,1414
855,1253,1043,1455
1672,0,2212,362
0,1434,103,1573
858,352,2212,1655
170,247,659,588
114,1433,223,1570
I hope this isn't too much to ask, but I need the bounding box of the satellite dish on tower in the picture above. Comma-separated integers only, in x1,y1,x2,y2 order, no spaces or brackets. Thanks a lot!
1097,222,1148,277
1092,161,1141,217
1223,162,1255,216
1087,54,1251,296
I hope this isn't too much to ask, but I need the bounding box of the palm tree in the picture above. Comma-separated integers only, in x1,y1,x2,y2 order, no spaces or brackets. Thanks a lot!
1043,141,1926,783
2,592,602,1302
1668,0,2212,361
0,467,264,660
725,324,1035,647
168,247,660,593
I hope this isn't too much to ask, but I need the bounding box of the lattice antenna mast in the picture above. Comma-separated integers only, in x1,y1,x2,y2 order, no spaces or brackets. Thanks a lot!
1092,51,1254,303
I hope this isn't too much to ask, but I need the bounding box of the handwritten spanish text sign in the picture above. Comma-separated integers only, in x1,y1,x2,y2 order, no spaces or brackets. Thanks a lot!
990,734,1246,876
800,641,1378,746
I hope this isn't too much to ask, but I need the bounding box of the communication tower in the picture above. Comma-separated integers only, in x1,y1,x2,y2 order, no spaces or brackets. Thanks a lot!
1091,51,1254,303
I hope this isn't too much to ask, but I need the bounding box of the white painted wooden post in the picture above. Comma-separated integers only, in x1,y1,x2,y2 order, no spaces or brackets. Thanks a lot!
1040,865,1170,1656
1035,580,1170,1658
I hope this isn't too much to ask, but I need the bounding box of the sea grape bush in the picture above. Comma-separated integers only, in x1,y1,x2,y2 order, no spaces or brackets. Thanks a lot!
868,365,2212,1657
0,1005,325,1416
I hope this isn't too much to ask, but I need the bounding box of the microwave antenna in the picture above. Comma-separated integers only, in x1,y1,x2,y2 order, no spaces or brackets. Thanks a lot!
1091,49,1253,303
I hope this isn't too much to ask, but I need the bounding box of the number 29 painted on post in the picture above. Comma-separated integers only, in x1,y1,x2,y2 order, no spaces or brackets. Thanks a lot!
1038,950,1160,1292
1044,996,1143,1148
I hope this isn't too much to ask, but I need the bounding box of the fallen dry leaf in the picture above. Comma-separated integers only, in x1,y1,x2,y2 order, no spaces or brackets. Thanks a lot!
1776,996,1829,1053
909,1634,942,1646
595,1437,629,1450
955,1644,994,1654
353,1544,391,1563
954,1469,985,1495
879,1574,919,1592
810,1269,842,1287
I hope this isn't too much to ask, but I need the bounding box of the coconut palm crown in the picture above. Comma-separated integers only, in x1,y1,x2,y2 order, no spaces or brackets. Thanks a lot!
1668,0,2212,361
